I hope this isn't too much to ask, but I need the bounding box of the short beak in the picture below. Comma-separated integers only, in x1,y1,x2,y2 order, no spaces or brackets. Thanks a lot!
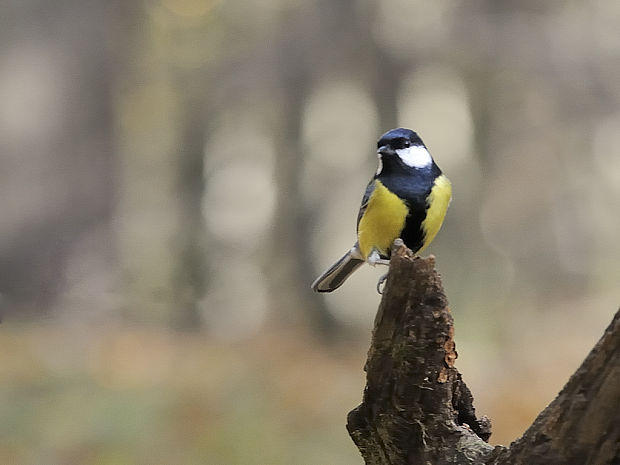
377,145,396,157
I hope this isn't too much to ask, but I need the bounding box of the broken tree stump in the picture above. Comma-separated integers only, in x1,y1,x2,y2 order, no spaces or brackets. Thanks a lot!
346,239,620,465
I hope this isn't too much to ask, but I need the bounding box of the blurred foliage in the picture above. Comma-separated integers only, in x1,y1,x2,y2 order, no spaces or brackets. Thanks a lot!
0,323,599,464
1,0,619,463
0,325,365,464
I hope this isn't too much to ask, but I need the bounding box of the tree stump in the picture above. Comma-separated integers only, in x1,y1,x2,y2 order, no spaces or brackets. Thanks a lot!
346,239,620,465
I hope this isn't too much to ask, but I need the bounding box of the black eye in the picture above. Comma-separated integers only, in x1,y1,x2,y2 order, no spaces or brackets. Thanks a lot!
403,140,411,148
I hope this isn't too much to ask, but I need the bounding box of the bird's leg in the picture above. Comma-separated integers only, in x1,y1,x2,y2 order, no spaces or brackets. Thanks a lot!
367,249,390,267
367,249,390,294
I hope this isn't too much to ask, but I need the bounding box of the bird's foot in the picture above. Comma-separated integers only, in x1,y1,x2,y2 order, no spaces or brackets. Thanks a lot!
376,273,388,294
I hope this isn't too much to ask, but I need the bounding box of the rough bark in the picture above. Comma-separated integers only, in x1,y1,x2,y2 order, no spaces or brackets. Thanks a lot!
347,239,620,465
494,309,620,465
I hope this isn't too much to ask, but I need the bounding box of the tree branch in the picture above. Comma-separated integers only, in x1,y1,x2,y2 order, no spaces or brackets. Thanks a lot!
346,239,620,465
495,309,620,465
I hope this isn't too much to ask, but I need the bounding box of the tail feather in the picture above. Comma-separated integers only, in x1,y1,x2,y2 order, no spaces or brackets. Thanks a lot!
311,249,364,293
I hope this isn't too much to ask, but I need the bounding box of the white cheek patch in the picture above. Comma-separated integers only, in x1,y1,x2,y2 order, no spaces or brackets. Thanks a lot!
376,154,383,175
396,145,432,168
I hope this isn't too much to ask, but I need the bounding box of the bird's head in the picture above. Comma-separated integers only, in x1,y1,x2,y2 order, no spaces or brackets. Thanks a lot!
376,128,432,174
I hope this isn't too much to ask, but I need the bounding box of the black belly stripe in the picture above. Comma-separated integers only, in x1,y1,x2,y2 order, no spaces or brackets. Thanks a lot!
379,207,426,259
399,209,426,255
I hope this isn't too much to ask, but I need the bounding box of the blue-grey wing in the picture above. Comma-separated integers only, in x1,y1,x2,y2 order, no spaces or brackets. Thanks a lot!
356,179,376,230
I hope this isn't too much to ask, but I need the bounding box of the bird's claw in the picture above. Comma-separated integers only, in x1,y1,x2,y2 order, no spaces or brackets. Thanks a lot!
376,273,388,294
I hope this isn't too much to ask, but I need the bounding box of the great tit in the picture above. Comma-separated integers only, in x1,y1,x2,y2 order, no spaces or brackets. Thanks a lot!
311,127,452,293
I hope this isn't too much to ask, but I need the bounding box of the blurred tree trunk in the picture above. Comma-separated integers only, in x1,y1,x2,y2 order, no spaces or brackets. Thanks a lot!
113,3,211,327
348,241,620,465
0,0,119,317
355,0,405,134
268,16,341,336
366,35,403,133
267,0,408,336
170,101,208,329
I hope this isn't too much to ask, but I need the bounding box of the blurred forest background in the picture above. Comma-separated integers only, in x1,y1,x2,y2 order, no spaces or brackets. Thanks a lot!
1,0,619,464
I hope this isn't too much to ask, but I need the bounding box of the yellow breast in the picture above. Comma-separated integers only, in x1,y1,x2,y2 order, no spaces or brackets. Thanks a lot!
357,180,409,260
418,174,452,254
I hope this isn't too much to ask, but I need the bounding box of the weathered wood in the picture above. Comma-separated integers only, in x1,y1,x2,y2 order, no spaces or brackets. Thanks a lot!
346,239,620,465
346,240,498,464
494,310,620,465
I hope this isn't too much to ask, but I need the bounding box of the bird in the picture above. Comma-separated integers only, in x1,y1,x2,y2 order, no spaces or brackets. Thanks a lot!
311,127,452,293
